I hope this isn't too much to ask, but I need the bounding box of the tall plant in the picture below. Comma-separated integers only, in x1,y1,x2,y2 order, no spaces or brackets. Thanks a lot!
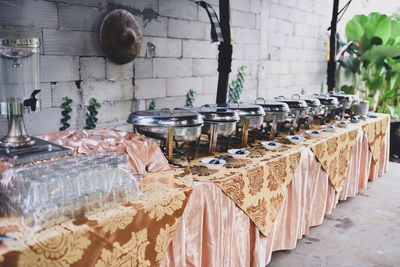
339,12,400,118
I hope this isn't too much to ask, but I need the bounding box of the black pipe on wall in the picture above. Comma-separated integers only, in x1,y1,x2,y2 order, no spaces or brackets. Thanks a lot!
327,0,339,92
216,0,232,105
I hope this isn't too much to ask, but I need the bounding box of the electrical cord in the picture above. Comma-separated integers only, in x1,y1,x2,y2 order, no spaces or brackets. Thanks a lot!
337,0,352,24
327,0,352,30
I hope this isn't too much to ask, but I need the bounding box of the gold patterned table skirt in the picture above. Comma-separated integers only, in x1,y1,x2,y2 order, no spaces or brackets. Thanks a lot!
160,116,390,267
183,114,389,237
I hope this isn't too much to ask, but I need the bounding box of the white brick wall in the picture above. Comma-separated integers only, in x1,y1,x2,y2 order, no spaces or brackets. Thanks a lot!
80,57,106,80
153,58,192,78
140,36,182,58
0,0,333,136
40,56,80,82
105,59,134,81
182,40,218,59
135,78,166,99
258,0,331,99
168,18,207,40
167,77,203,97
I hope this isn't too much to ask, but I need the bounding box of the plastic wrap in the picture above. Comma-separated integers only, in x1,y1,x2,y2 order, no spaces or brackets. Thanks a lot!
0,152,143,228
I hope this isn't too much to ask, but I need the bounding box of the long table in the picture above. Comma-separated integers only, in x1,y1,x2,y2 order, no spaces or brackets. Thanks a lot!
160,115,389,266
0,115,390,266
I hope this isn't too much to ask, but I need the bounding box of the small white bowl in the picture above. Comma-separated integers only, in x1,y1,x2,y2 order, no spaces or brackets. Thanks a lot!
337,121,348,128
350,116,360,123
322,125,336,132
261,141,282,150
201,158,226,170
228,149,250,158
287,135,305,144
306,130,322,138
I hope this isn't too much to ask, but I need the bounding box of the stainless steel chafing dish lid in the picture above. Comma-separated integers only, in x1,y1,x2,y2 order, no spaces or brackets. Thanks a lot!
311,94,339,106
291,94,321,107
274,96,308,108
127,109,203,127
327,91,358,102
227,102,265,117
304,98,321,107
175,105,240,123
253,98,290,112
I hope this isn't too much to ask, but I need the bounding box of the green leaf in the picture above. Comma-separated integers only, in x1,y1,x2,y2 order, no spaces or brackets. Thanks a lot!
366,97,376,104
362,45,400,62
340,85,355,94
390,20,400,41
385,57,400,72
359,35,372,53
345,18,364,42
365,14,391,45
366,75,384,91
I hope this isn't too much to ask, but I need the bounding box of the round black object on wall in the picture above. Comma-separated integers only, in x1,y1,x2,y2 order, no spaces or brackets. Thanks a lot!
99,9,142,64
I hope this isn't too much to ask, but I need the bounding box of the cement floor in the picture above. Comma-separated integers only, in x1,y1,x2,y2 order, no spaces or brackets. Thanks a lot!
268,162,400,267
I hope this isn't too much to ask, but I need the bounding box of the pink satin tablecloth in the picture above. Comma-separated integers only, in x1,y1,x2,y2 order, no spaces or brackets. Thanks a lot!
160,127,389,266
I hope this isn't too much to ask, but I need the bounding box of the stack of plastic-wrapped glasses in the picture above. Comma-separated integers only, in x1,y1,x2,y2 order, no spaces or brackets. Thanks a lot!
0,152,143,225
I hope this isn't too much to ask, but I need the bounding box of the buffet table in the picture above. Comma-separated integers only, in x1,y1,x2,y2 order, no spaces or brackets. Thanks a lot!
0,114,390,266
160,114,390,266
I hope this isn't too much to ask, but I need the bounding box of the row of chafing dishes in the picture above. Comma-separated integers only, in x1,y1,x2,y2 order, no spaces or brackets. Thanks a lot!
127,92,370,161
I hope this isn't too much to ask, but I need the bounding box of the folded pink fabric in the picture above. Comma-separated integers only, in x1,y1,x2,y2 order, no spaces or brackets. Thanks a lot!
0,128,171,177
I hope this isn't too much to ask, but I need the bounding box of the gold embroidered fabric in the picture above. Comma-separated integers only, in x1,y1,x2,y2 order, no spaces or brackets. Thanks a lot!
0,131,192,267
185,116,388,234
309,128,359,192
0,172,192,267
362,115,390,164
215,152,301,236
188,150,301,237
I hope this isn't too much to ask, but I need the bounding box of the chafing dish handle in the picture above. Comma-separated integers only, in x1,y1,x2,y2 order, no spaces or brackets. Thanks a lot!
311,93,320,97
158,108,173,115
255,97,266,104
292,94,301,100
200,104,215,110
228,100,240,107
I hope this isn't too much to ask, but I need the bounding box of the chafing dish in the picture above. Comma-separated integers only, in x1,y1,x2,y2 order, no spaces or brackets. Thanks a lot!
311,94,339,123
255,98,290,122
254,97,290,139
327,91,358,120
227,101,265,146
127,108,203,161
175,105,240,152
289,94,323,125
275,96,309,131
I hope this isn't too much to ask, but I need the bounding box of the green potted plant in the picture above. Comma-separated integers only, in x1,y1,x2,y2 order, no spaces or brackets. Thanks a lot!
339,12,400,117
339,12,400,160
